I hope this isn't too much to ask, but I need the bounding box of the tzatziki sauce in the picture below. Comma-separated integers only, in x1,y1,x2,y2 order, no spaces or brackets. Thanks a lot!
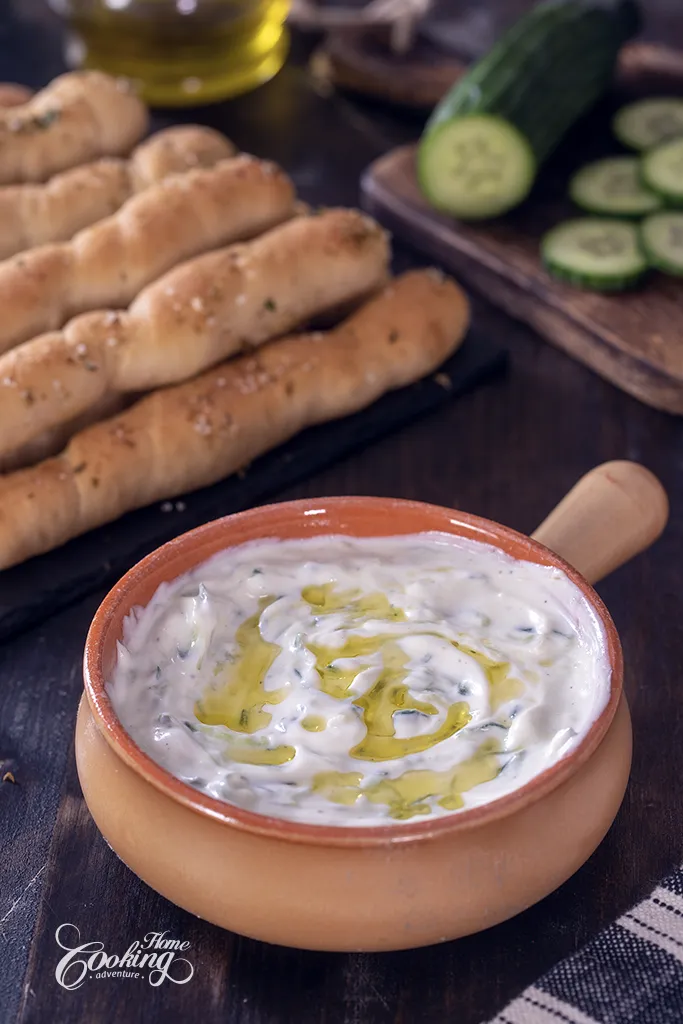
108,533,611,826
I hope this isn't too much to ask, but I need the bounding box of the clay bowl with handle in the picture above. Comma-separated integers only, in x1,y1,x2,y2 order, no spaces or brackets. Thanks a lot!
77,461,668,951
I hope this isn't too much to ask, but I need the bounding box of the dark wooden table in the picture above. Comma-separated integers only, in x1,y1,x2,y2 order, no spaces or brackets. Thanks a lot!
2,2,683,1022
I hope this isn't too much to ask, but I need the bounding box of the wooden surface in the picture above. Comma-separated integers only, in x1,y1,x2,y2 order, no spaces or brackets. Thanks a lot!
2,2,683,1023
310,31,466,109
311,35,683,111
361,53,683,414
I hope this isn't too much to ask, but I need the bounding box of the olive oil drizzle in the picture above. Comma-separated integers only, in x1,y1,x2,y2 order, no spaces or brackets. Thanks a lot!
308,633,396,699
302,582,406,622
312,739,502,819
193,584,521,808
456,644,523,710
227,741,296,766
312,771,364,806
348,641,471,762
365,738,502,818
194,597,295,765
301,714,327,732
305,586,520,764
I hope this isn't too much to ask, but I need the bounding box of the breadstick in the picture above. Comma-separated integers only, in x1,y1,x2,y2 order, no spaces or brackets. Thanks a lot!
0,209,389,465
0,71,148,184
0,270,469,568
0,126,235,260
0,153,295,352
0,85,33,108
0,394,132,475
127,125,235,188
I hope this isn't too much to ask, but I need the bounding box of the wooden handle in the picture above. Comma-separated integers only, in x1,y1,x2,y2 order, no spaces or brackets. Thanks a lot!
531,461,668,585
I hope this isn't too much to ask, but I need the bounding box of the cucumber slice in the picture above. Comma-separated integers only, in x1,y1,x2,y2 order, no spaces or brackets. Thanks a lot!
641,137,683,207
418,1,640,219
541,218,647,290
425,1,640,166
569,157,661,216
641,212,683,276
417,114,536,220
613,97,683,151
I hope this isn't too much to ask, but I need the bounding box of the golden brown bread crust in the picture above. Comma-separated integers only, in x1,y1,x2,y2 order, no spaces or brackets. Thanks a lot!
0,126,235,260
0,153,296,352
0,270,470,568
128,125,235,188
0,162,131,262
0,209,389,464
0,84,34,108
0,392,135,474
0,71,149,184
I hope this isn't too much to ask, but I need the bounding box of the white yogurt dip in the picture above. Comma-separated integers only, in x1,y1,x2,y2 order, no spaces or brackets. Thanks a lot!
108,533,611,826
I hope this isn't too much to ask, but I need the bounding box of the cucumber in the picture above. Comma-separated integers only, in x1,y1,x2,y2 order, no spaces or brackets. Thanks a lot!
418,0,641,220
641,212,683,276
569,157,662,217
613,98,683,151
641,137,683,207
541,218,647,290
416,115,536,219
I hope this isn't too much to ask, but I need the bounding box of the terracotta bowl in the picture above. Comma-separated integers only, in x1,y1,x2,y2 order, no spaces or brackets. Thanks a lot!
78,496,631,952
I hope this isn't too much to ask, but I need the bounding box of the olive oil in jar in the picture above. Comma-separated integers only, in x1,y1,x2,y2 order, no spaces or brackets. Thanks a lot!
50,0,290,106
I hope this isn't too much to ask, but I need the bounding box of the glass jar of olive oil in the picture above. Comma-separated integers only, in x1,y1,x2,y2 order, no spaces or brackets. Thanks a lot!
48,0,290,106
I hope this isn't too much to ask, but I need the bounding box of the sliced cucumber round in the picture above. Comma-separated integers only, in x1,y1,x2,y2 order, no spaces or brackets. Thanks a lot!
569,156,661,217
613,97,683,151
541,218,647,291
641,137,683,207
641,212,683,276
417,113,536,220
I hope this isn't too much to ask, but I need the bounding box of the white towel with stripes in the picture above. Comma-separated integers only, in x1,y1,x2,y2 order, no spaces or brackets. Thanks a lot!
488,869,683,1023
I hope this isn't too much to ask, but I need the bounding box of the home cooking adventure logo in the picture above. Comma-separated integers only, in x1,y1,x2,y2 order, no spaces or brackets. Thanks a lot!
54,924,195,989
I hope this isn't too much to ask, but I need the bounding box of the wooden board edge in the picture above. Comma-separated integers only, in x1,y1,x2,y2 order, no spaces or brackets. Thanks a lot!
362,152,683,416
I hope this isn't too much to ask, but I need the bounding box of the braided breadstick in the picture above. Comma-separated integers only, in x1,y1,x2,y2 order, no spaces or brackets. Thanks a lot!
0,270,469,568
0,126,235,260
0,71,148,184
0,209,390,465
0,394,132,475
0,153,296,353
0,85,33,108
126,125,235,187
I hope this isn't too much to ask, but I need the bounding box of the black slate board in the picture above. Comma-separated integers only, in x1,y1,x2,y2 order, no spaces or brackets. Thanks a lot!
0,332,504,642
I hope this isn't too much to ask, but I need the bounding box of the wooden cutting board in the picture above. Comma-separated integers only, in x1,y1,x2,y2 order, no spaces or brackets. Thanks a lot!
361,44,683,414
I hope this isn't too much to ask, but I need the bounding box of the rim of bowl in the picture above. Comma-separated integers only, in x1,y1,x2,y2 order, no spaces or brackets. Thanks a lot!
83,496,624,849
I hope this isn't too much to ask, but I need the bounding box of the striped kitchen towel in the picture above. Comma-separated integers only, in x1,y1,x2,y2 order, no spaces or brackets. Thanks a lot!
488,864,683,1024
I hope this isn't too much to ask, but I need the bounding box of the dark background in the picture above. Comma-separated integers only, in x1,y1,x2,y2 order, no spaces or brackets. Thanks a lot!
2,2,683,1022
